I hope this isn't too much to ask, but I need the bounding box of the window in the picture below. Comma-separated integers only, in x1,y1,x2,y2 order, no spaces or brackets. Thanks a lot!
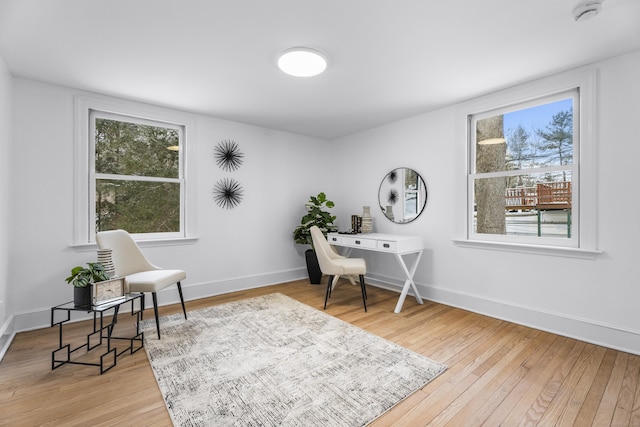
74,96,196,245
455,69,599,257
471,92,576,245
91,111,184,237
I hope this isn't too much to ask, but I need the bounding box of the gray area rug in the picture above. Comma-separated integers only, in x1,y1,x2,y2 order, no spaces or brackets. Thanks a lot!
141,293,446,426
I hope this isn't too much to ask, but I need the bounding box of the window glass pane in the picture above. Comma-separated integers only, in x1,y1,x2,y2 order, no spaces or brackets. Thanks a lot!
474,171,572,238
472,96,575,243
404,169,419,216
475,98,573,173
96,179,180,233
95,118,180,178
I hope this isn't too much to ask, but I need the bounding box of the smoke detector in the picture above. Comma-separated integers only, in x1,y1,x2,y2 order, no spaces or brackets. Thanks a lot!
573,1,603,22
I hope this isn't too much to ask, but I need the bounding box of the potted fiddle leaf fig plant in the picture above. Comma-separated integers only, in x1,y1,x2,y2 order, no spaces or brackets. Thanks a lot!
293,192,337,284
66,262,110,307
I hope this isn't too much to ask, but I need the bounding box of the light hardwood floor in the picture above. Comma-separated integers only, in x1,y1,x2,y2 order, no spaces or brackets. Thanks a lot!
2,280,639,426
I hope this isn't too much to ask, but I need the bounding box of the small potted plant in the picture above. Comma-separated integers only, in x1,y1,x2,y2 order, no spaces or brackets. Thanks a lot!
66,262,110,307
293,192,337,284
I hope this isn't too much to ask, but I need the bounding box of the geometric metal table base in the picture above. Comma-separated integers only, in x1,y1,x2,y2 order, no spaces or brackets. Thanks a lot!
51,294,144,374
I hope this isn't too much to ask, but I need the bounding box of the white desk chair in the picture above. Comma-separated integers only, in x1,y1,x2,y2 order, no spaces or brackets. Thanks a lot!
96,229,187,339
310,225,368,311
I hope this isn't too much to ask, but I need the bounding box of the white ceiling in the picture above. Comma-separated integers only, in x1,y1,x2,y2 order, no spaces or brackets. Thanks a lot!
1,0,639,140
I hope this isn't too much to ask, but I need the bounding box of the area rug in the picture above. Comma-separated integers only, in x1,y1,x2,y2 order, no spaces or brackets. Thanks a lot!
141,293,446,426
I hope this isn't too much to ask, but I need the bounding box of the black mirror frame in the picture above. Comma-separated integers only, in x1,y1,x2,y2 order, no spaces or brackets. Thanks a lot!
378,167,428,224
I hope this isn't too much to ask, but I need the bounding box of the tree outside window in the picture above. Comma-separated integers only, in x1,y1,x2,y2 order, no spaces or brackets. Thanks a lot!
92,113,184,235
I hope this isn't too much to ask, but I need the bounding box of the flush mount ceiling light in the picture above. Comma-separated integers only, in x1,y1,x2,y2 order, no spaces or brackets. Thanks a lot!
573,1,603,22
277,47,327,77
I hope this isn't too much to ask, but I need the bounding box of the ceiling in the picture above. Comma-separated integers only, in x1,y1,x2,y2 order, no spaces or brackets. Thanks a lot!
1,0,639,140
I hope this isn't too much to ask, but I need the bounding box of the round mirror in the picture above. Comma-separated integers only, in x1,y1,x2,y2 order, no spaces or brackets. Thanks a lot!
378,168,427,223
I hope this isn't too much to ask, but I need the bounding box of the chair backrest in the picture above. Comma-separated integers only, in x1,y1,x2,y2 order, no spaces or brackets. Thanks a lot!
95,229,156,276
310,226,341,275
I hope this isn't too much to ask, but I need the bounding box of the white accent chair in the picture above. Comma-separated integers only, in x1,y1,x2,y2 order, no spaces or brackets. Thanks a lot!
96,229,187,339
309,225,368,312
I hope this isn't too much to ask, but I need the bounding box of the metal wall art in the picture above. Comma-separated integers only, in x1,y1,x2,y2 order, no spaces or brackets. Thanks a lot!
213,139,244,209
213,178,244,209
214,140,244,172
387,188,399,205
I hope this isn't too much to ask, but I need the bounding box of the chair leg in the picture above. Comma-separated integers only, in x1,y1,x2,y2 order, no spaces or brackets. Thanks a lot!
140,293,145,320
324,275,334,310
177,281,187,320
152,292,161,339
359,275,367,312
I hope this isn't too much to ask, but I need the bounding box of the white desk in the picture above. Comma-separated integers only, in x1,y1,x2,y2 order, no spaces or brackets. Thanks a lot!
326,232,424,313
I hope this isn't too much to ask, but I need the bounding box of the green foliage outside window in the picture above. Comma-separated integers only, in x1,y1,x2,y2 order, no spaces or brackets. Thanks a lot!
94,117,182,234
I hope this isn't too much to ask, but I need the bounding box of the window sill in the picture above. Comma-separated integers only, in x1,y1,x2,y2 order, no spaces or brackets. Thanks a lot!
69,236,199,252
453,239,602,259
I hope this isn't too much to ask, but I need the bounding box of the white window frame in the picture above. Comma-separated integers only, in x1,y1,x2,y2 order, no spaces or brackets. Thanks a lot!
454,69,601,259
469,89,579,247
73,95,197,247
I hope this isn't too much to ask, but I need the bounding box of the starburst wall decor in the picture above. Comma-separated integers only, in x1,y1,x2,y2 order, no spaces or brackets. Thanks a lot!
388,188,399,205
213,178,244,209
214,140,244,172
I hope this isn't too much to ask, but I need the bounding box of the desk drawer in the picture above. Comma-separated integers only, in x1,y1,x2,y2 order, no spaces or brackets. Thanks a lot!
377,240,397,252
342,236,377,249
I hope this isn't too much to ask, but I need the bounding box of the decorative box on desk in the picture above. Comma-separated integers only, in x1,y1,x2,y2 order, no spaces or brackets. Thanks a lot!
327,232,424,313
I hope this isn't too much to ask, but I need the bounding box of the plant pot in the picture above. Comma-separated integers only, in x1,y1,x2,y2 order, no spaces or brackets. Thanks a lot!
74,285,92,307
305,249,323,285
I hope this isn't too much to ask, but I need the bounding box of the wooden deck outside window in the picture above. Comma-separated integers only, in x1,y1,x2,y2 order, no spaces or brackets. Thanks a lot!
505,182,571,211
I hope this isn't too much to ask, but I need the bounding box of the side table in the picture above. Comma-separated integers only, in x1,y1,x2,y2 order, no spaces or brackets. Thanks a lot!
51,293,144,374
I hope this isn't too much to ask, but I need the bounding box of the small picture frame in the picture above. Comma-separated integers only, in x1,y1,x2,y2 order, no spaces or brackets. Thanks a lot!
93,277,125,306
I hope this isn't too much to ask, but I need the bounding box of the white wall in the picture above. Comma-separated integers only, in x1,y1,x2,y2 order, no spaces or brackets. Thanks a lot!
0,55,14,358
6,49,640,355
10,79,328,330
329,50,640,355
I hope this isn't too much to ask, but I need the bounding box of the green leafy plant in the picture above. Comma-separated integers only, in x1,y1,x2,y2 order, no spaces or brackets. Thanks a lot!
293,192,337,247
65,262,110,288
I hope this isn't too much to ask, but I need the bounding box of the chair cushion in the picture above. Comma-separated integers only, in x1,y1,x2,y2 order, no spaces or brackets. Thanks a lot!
323,258,367,276
125,269,186,293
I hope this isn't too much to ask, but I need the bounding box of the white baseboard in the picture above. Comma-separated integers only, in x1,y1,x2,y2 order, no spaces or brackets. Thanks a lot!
366,273,640,356
11,268,308,335
0,314,16,362
181,268,307,303
8,267,637,363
